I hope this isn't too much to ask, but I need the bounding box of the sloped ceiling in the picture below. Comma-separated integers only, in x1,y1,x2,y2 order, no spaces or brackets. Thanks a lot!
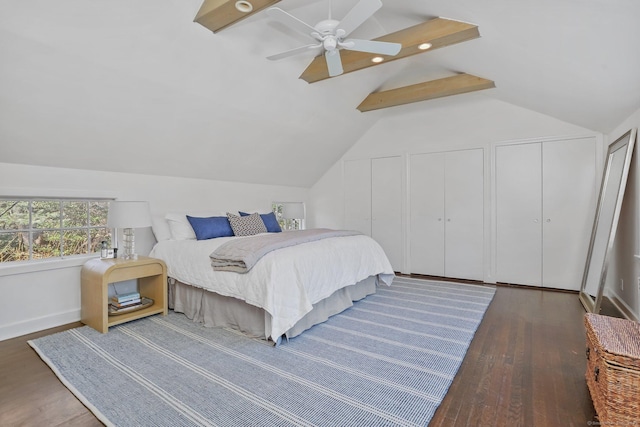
1,0,639,187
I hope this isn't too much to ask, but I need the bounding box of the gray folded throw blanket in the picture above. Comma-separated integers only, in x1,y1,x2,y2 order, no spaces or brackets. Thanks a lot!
210,228,361,273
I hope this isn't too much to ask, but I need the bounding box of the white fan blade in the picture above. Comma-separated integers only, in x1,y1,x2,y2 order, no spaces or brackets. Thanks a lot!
341,39,402,56
267,44,322,61
336,0,382,37
325,49,343,76
267,7,318,39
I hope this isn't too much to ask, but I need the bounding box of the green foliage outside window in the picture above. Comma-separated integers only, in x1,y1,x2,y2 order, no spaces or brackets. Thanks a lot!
0,199,111,263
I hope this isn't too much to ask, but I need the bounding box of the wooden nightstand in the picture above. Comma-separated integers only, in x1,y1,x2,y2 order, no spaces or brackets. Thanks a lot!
81,256,168,333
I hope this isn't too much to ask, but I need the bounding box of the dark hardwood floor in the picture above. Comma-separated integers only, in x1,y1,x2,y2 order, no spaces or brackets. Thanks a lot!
0,285,607,426
429,285,603,427
0,322,103,427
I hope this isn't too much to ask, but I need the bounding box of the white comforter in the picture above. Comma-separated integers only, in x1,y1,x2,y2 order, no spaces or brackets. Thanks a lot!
149,233,394,339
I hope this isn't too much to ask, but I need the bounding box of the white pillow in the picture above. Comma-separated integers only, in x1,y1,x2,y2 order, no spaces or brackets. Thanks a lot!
165,213,197,240
151,215,172,242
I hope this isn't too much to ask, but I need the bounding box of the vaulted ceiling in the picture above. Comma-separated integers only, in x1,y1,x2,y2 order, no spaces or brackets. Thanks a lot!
1,0,639,187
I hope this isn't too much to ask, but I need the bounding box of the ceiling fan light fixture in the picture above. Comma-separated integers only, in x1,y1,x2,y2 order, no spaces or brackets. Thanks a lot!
418,42,433,50
371,56,384,63
235,1,253,13
323,37,338,51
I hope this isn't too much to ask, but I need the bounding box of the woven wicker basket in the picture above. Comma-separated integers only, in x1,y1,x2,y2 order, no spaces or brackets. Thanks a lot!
584,313,640,426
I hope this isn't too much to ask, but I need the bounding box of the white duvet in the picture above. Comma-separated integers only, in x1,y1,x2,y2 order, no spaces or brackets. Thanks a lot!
149,233,394,339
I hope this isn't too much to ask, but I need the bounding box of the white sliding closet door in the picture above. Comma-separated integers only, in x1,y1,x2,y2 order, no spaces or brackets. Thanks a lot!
542,138,596,290
410,149,484,280
496,143,543,286
372,156,402,271
410,153,445,276
495,138,597,290
344,159,371,236
445,149,484,280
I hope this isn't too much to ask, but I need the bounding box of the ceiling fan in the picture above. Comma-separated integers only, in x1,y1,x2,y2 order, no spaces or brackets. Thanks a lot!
266,0,402,77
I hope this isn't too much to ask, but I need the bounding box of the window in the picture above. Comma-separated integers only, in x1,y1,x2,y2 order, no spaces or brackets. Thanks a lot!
0,198,111,263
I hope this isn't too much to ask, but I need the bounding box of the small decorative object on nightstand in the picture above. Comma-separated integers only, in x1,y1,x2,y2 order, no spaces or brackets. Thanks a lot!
81,256,167,333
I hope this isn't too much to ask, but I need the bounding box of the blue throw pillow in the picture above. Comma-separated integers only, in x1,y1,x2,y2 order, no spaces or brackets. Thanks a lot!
239,211,282,233
186,215,234,240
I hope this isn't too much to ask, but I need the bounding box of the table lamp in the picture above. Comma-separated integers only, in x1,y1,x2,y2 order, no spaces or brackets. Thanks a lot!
107,201,152,260
281,202,305,230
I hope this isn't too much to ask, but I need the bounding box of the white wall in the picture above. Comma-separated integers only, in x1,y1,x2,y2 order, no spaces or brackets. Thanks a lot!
307,161,344,230
310,97,596,229
0,163,308,340
309,96,599,282
604,107,640,320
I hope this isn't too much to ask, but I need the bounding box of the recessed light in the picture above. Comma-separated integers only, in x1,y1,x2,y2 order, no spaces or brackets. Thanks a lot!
371,56,384,63
418,42,432,50
235,1,253,13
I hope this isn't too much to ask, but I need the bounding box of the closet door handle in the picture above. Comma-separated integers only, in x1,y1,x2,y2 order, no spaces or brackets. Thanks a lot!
546,219,551,223
437,218,442,221
533,219,539,223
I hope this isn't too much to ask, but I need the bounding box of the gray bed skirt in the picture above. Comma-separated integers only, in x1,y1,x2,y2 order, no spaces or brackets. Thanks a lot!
168,276,379,342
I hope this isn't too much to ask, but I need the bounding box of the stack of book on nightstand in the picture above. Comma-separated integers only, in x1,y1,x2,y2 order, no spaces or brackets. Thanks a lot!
108,292,154,316
109,291,142,312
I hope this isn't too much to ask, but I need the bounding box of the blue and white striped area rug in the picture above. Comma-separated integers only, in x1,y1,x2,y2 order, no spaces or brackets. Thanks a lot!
29,277,495,427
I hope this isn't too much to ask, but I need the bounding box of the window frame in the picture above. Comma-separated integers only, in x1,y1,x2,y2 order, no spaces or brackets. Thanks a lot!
0,196,113,269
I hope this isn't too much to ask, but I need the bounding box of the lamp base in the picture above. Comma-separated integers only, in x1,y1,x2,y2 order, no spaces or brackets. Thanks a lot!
122,228,137,260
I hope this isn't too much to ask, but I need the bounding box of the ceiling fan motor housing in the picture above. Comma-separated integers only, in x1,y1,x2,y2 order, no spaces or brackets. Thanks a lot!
314,19,340,35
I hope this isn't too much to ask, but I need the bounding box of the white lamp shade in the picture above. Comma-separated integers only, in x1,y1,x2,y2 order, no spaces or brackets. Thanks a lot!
282,202,305,220
107,201,152,229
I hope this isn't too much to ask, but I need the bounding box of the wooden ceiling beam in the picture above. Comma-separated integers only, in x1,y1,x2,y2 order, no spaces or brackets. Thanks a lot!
357,73,495,112
194,0,280,33
300,17,480,83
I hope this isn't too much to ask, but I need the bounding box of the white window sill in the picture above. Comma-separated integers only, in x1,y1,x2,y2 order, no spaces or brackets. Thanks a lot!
0,255,99,277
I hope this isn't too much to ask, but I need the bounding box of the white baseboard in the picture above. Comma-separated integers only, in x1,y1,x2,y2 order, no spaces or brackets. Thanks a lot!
0,309,81,342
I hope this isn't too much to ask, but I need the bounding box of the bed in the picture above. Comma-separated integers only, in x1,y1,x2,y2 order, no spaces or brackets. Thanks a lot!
149,212,395,344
